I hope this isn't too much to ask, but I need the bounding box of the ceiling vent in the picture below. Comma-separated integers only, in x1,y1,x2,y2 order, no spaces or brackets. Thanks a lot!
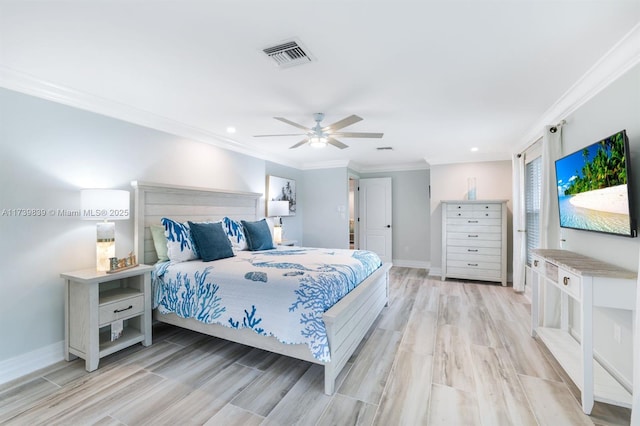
377,146,394,151
263,39,313,68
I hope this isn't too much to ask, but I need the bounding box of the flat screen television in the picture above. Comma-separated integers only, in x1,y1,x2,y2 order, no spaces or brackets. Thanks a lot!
555,129,637,238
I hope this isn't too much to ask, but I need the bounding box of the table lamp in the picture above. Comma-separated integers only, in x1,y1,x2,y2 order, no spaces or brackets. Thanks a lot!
81,189,130,271
268,200,290,244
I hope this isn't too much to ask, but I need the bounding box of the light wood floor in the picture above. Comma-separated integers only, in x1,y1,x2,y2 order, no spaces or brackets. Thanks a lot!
0,267,631,425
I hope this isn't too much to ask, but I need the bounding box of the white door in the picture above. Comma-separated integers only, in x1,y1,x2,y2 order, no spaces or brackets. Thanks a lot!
359,178,392,263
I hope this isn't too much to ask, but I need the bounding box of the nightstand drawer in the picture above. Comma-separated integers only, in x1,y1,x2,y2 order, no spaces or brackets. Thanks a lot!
99,293,144,325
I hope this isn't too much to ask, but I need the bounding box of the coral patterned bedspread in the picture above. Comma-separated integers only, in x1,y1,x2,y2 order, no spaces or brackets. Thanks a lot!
152,247,382,362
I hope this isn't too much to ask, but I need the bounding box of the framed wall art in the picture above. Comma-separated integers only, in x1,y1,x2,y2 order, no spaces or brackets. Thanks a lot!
267,175,296,216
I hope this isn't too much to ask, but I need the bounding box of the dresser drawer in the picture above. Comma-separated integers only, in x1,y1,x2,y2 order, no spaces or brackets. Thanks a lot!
446,218,502,227
472,204,502,212
447,238,502,248
447,252,502,264
558,268,581,299
447,210,502,219
446,204,474,213
448,246,501,256
447,224,502,234
99,293,144,326
448,260,501,271
448,232,502,241
447,266,503,280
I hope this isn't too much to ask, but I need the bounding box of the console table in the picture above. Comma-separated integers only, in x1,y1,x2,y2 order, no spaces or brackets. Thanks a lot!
529,249,636,414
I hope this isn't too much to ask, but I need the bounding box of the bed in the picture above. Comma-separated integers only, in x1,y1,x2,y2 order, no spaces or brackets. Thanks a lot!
132,180,391,395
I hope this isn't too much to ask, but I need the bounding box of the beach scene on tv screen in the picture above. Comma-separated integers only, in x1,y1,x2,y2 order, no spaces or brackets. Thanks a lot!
555,131,631,235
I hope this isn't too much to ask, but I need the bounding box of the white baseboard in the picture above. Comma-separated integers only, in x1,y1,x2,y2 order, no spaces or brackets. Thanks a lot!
0,341,64,385
391,259,430,269
429,266,442,278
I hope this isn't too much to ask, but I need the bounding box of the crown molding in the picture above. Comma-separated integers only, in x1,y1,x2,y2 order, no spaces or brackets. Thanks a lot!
516,22,640,153
300,159,351,170
0,66,296,164
354,161,430,173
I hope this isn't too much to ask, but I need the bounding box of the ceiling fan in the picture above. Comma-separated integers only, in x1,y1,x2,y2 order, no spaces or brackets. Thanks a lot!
253,113,383,149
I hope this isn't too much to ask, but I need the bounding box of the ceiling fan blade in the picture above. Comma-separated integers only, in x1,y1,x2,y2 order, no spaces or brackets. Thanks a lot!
327,137,348,149
322,115,362,132
274,117,312,131
253,133,306,137
289,139,309,149
331,132,384,138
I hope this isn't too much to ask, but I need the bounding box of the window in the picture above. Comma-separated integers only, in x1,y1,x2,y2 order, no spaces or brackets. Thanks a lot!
525,156,542,266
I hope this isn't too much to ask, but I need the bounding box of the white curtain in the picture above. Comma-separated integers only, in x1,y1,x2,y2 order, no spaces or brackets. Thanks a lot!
540,125,562,327
633,261,640,425
512,153,526,292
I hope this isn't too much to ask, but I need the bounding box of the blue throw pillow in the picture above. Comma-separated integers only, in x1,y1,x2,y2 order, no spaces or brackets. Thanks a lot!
187,221,234,262
241,219,275,251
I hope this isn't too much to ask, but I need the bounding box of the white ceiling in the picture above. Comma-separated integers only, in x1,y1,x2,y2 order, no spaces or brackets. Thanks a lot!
1,1,639,170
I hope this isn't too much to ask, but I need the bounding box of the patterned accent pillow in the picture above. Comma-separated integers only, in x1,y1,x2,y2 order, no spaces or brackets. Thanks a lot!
222,216,247,251
161,217,198,262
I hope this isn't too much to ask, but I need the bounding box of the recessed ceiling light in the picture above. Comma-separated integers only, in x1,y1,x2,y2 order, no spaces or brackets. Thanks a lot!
471,147,479,152
226,126,236,134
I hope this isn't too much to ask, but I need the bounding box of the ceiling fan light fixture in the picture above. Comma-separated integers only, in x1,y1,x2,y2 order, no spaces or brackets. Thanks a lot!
309,135,328,148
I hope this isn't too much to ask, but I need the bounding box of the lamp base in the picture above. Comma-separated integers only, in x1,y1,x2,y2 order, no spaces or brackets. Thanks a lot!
96,222,115,272
273,225,283,245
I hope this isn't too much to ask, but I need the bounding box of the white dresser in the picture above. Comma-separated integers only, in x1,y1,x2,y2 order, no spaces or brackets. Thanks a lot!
441,200,508,286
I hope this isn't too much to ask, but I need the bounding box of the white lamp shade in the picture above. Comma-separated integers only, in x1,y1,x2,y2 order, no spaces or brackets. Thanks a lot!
81,189,130,220
268,200,290,217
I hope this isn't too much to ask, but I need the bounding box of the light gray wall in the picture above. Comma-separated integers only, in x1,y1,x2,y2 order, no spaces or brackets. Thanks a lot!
561,64,640,384
359,169,430,267
302,168,350,248
0,88,266,362
430,160,513,277
265,162,305,245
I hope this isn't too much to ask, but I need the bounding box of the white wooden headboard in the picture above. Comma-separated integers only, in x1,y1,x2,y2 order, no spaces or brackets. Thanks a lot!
131,181,262,264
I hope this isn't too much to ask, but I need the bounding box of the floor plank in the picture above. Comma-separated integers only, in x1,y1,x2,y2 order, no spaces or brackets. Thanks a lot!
1,269,631,425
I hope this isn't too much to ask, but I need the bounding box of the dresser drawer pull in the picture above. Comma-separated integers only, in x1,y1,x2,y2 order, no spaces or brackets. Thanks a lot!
534,260,538,267
468,234,478,238
468,249,478,252
468,220,478,223
562,276,569,286
468,263,478,267
114,305,133,313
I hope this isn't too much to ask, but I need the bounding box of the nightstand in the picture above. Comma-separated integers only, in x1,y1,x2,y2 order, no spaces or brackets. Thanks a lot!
278,240,298,246
61,264,153,371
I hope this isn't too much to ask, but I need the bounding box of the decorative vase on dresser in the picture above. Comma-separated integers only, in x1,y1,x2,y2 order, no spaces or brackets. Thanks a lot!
441,200,508,286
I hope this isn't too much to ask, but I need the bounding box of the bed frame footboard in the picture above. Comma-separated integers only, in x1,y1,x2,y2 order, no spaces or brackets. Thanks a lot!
323,262,391,394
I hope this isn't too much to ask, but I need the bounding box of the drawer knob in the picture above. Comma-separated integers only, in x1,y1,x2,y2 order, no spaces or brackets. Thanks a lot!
534,260,538,267
468,263,478,267
468,249,478,252
114,305,133,313
563,276,569,286
468,234,478,238
468,220,478,223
